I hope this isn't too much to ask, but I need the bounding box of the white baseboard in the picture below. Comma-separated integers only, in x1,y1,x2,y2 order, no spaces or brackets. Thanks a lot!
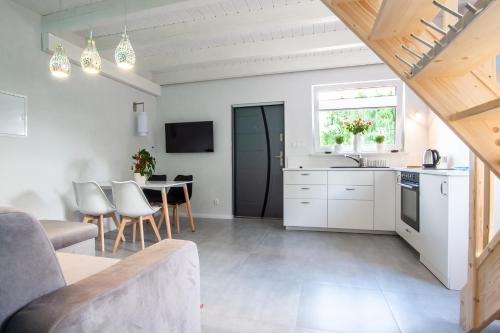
191,213,234,220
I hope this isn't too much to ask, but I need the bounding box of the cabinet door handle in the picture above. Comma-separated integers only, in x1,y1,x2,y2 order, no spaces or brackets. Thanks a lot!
405,228,411,234
345,188,355,191
300,201,310,204
300,173,310,176
300,187,310,190
440,181,448,196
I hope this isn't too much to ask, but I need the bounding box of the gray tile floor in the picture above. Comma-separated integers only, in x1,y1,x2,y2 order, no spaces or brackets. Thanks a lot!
100,218,500,333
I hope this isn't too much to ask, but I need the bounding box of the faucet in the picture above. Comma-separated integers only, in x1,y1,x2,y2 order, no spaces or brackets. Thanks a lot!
344,154,363,167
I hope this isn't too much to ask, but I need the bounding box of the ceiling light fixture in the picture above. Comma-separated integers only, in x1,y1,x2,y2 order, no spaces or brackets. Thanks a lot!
80,31,102,74
115,25,136,70
49,44,71,79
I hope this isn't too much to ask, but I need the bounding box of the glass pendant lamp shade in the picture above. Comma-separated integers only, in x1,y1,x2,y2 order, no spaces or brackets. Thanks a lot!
80,33,101,74
115,28,135,70
49,44,71,79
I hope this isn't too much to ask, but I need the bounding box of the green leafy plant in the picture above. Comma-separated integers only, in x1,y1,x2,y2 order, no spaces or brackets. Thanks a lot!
334,134,345,145
375,135,385,144
343,118,373,135
132,149,156,178
319,108,396,147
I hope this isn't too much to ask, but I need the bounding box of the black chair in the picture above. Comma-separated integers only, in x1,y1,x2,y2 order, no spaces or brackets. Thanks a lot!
165,175,194,234
143,174,167,204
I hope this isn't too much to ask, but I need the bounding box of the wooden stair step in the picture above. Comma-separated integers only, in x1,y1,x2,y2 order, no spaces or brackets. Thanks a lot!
414,0,500,78
370,0,438,40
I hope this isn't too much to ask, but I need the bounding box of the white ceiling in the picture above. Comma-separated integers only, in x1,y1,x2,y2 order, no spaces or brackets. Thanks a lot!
14,0,381,85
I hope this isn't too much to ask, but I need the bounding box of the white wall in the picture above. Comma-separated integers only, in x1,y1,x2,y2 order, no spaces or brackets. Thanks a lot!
427,112,469,168
156,64,430,218
0,0,157,223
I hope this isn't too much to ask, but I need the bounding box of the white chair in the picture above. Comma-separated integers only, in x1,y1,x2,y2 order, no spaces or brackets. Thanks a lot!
73,181,124,252
111,181,162,252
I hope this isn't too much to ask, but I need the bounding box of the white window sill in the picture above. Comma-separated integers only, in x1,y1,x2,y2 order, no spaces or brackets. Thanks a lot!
310,151,408,157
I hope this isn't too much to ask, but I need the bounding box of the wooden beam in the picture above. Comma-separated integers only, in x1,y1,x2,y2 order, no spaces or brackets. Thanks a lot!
449,98,500,121
462,153,481,332
482,167,493,249
370,0,438,40
42,33,161,96
476,230,500,332
477,231,500,267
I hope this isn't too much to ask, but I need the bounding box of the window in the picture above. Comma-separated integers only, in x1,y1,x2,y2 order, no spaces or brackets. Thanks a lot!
312,79,404,153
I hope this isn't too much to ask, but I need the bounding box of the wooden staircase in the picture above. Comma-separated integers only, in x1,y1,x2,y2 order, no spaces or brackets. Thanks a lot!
319,0,500,332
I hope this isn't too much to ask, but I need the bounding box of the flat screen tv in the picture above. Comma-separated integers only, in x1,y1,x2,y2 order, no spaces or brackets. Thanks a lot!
165,121,214,153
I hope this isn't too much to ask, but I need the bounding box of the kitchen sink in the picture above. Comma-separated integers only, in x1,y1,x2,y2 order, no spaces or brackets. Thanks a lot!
329,166,390,169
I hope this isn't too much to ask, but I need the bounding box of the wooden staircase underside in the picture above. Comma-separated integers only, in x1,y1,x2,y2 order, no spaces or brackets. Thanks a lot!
320,1,500,332
321,0,500,178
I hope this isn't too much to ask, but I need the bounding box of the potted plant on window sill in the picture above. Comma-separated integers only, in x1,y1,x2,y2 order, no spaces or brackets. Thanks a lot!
344,118,372,153
132,148,156,185
375,135,385,153
334,134,345,153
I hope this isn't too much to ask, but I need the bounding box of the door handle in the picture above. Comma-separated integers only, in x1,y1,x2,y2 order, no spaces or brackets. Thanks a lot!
440,181,448,196
300,187,310,190
274,151,283,167
300,201,310,204
345,188,355,191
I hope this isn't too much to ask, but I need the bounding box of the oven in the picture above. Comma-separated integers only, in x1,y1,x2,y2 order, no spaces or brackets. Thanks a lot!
399,171,420,232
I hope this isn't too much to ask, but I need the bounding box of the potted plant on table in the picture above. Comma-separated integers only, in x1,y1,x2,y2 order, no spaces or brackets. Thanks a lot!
132,149,156,185
343,118,372,153
334,134,345,153
375,135,385,153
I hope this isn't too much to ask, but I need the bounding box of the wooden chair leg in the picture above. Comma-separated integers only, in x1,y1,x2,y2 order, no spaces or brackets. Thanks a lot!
147,215,162,242
157,212,164,231
98,215,105,252
175,206,181,234
184,203,195,232
82,215,93,224
139,216,145,250
112,218,127,253
132,223,137,243
109,213,125,242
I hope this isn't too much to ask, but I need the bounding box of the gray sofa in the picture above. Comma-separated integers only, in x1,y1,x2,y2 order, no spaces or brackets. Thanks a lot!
40,219,98,255
0,209,201,333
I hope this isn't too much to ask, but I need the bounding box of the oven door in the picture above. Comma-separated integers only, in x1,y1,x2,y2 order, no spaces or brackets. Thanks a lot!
401,183,419,232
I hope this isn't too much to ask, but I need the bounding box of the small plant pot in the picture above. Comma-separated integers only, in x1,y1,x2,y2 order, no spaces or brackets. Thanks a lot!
134,173,147,185
376,143,385,153
334,144,343,154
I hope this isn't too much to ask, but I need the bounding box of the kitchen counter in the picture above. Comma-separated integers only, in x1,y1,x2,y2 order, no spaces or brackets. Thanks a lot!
283,167,469,176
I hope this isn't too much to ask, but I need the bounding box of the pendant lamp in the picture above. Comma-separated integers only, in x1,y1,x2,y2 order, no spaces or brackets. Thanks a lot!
80,31,102,74
49,44,71,78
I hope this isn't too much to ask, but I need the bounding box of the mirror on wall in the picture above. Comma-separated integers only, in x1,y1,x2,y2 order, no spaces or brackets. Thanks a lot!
0,90,27,137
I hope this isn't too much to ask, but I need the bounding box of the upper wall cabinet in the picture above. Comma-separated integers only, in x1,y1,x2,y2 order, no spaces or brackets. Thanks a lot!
0,90,27,137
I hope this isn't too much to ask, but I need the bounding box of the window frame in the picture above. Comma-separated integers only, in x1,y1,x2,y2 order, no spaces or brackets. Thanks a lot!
312,79,405,154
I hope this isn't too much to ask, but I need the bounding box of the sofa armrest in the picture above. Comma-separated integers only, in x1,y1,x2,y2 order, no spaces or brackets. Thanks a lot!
4,240,200,333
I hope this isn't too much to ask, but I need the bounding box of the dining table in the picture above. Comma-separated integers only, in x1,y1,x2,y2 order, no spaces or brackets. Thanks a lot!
100,180,194,239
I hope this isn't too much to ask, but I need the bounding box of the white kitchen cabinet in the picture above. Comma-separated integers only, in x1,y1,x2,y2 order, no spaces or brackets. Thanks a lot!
283,169,393,232
374,171,396,231
328,200,374,230
419,174,469,290
328,185,373,201
328,171,373,185
284,185,327,199
284,199,327,228
284,171,327,185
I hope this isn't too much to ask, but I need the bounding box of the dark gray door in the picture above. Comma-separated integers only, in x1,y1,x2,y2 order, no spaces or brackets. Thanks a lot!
233,104,284,218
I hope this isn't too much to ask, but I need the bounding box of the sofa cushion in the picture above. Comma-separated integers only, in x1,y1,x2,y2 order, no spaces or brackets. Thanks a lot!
40,220,98,250
0,209,66,330
56,252,120,284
